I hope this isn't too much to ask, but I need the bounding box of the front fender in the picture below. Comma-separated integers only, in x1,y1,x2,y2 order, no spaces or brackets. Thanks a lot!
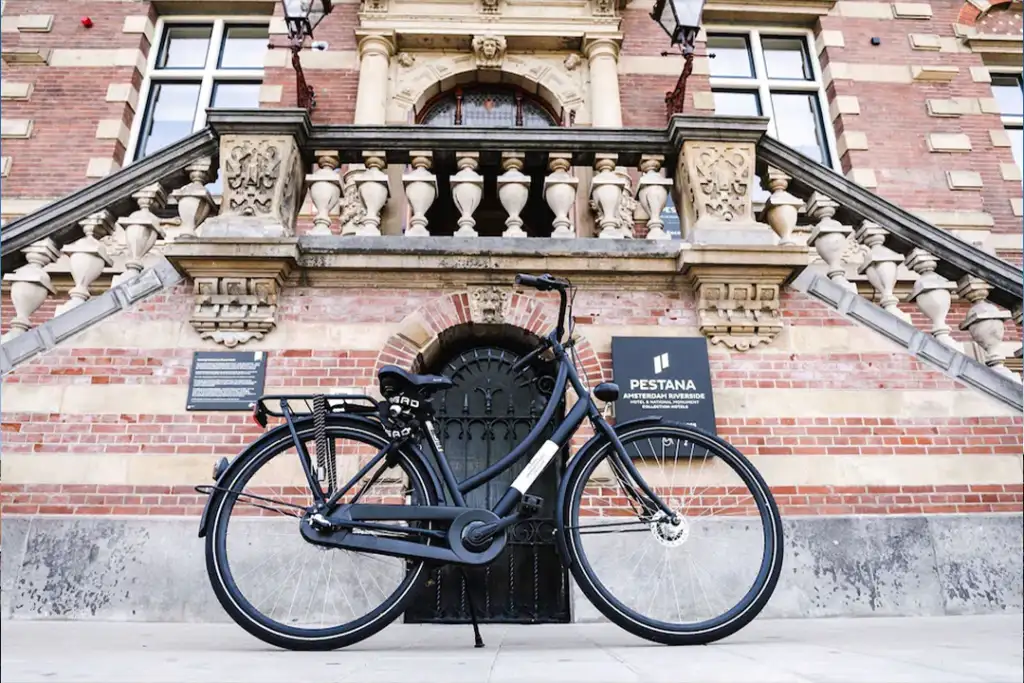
197,413,444,538
553,416,665,566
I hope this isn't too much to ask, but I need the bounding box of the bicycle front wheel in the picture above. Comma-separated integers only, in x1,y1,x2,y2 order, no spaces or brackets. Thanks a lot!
562,422,783,645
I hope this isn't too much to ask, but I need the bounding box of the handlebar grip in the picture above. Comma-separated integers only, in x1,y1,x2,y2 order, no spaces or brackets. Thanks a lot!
514,273,549,291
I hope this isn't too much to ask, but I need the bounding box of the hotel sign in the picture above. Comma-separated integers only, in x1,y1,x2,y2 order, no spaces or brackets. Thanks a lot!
611,337,717,435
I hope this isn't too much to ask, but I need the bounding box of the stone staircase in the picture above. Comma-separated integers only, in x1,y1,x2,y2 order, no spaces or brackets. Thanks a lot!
1,111,1021,412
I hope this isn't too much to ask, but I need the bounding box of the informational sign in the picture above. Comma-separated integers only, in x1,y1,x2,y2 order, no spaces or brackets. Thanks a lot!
611,337,716,435
186,351,268,411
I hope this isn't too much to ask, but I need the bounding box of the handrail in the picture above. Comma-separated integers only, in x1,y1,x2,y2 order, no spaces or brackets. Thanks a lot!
757,136,1024,311
1,128,217,271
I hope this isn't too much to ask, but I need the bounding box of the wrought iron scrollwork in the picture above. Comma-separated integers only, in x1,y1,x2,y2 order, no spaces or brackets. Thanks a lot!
405,344,570,624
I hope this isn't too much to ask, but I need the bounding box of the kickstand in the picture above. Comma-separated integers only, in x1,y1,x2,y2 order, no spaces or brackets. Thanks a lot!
458,568,485,648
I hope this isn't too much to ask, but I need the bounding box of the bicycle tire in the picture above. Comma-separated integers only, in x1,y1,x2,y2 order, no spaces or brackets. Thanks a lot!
205,417,437,651
561,421,784,646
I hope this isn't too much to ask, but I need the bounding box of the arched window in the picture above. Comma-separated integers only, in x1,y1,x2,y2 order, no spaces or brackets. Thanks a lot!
417,86,561,127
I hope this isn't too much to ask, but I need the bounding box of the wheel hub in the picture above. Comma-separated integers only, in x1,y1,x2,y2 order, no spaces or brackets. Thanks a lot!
650,512,689,547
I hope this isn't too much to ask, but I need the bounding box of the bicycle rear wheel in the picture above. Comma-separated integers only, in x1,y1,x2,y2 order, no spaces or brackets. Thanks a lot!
562,422,783,645
205,417,436,650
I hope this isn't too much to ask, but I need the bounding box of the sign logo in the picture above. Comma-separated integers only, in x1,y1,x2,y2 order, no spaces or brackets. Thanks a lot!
654,352,670,374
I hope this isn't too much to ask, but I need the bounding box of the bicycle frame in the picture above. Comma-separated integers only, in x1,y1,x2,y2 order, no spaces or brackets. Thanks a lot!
288,329,675,561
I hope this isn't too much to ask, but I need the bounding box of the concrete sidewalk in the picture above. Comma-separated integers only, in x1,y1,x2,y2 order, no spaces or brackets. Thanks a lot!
1,615,1021,683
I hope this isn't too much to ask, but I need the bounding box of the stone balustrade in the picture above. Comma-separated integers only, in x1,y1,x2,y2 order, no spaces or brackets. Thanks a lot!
2,109,1021,401
1,135,219,346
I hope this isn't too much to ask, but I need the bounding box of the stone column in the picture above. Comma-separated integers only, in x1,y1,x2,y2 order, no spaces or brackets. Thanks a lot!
583,36,623,128
353,32,396,125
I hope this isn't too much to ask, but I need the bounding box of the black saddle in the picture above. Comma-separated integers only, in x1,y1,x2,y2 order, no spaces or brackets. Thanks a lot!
377,365,454,399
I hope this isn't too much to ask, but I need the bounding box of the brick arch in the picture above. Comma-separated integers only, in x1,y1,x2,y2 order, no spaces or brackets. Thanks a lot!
373,289,605,383
957,0,1019,27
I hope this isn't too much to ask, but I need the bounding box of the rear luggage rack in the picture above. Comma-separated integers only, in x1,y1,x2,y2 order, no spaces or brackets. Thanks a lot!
252,393,379,428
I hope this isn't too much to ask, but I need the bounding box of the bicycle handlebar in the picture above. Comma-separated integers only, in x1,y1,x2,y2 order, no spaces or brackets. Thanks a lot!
515,273,570,342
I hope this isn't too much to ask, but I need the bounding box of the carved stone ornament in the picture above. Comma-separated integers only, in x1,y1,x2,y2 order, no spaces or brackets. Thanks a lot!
360,0,387,13
563,53,582,71
681,141,756,228
190,277,279,347
338,168,367,236
469,286,510,324
593,0,615,14
202,135,304,237
695,281,784,351
481,0,501,14
397,52,416,68
472,34,507,69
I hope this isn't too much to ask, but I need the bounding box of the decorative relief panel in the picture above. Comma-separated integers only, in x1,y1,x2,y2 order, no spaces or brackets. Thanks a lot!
389,51,588,122
682,142,756,227
224,139,281,217
190,276,279,347
206,135,304,237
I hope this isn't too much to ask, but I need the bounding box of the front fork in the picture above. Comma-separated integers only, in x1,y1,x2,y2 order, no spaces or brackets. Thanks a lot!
590,409,677,521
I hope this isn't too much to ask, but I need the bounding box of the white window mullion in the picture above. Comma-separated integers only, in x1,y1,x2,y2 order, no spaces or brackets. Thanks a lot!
194,20,225,130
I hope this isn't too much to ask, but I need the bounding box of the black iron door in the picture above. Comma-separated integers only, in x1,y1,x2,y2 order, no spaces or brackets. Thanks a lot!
405,345,571,623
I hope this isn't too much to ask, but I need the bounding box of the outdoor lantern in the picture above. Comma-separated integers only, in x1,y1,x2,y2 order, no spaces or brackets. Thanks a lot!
281,0,333,44
650,0,705,52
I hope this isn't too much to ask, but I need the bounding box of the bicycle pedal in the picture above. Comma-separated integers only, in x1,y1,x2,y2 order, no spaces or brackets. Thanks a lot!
518,494,543,516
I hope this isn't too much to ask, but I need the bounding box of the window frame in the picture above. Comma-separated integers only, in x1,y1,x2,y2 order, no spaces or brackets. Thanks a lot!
990,68,1023,171
704,25,841,173
125,16,270,163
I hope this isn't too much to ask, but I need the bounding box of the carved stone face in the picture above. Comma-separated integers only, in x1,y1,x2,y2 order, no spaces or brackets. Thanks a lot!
480,39,499,59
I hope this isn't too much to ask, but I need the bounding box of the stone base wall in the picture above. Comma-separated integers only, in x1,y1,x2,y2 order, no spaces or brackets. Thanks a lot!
2,514,1020,621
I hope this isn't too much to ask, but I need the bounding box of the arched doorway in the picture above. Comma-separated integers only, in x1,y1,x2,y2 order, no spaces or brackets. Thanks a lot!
404,324,571,624
412,85,561,238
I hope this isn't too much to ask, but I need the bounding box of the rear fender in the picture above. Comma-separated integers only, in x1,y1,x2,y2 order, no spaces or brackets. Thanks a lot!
197,413,444,538
552,416,665,566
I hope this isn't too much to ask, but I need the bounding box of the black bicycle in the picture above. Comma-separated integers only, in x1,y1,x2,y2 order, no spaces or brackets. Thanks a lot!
196,273,784,650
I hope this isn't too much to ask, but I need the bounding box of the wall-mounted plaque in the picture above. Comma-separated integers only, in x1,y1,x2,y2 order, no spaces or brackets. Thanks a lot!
186,351,268,411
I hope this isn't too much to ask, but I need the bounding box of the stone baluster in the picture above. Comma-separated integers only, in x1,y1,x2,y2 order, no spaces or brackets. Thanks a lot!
763,168,802,245
855,221,909,320
338,168,366,236
306,151,342,236
354,152,390,236
956,276,1015,377
55,211,116,317
906,249,960,350
402,151,437,237
544,153,578,239
806,192,855,293
636,155,673,241
113,183,166,287
1,238,60,341
451,152,483,238
590,154,626,239
170,157,215,239
497,152,530,238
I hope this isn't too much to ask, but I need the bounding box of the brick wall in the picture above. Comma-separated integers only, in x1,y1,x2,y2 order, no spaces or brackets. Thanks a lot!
0,0,152,196
2,284,1021,517
819,0,1022,234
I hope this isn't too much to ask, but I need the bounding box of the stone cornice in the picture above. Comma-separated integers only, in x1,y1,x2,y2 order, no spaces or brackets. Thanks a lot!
702,0,837,23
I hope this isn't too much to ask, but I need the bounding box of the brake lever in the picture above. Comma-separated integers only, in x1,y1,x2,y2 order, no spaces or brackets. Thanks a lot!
510,344,548,376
